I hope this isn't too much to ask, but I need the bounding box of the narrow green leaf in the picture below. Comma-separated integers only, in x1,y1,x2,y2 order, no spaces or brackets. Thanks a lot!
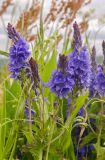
41,50,57,82
0,50,8,57
62,91,88,152
9,133,17,160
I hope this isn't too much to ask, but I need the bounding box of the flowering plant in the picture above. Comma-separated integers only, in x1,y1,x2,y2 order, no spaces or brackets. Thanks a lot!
0,20,105,160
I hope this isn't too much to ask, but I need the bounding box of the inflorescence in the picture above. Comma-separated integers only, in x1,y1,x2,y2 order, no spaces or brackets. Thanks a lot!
7,23,31,80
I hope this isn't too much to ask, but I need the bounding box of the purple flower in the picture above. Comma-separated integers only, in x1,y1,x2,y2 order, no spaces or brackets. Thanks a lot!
91,46,97,71
96,65,105,96
7,23,20,42
89,72,97,97
89,46,97,97
72,21,82,49
68,46,91,89
47,54,75,98
78,107,84,116
68,22,91,90
64,98,71,121
24,107,36,119
48,70,75,98
78,146,86,157
94,42,105,97
77,144,94,160
7,23,31,79
25,100,36,119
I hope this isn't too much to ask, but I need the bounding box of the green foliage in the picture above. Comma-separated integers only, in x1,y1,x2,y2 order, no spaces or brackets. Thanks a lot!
0,80,25,159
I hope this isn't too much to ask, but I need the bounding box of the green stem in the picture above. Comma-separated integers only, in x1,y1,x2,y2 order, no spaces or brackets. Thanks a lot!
97,100,104,158
42,93,45,129
45,121,55,160
28,82,34,138
39,84,45,129
28,97,33,138
61,99,64,123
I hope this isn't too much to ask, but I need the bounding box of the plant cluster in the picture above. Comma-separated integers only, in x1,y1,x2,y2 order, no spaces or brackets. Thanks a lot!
0,19,105,160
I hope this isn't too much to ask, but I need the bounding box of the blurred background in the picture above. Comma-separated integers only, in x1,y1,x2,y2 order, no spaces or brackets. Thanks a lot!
0,0,105,57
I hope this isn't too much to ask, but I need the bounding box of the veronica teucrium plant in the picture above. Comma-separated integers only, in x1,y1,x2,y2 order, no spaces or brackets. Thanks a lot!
96,41,105,97
89,46,97,97
47,54,75,98
68,22,91,91
7,23,41,139
7,23,31,80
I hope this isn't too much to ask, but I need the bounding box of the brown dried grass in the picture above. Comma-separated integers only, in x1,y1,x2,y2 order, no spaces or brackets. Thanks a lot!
16,1,40,31
0,0,13,16
44,0,91,28
0,0,92,42
16,0,40,41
